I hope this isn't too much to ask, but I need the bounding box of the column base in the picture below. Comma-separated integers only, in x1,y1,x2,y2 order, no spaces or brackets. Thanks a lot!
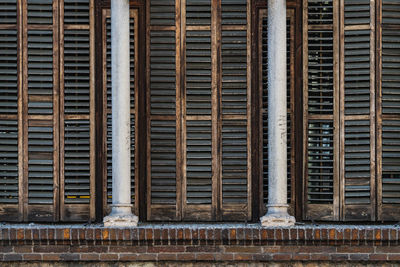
103,204,138,227
260,204,295,227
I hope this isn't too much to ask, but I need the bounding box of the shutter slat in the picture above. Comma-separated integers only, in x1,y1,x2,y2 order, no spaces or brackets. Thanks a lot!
308,0,333,25
0,120,18,204
150,0,175,26
64,0,89,25
383,0,400,25
150,30,176,115
64,30,90,114
186,0,211,26
28,30,53,115
186,120,212,204
64,120,90,204
0,0,16,24
344,0,370,25
151,120,176,205
221,0,247,25
27,0,53,25
0,29,17,115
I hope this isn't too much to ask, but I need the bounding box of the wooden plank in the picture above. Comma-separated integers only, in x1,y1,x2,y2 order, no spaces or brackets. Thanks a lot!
181,0,187,221
339,0,345,221
133,9,140,217
246,0,252,220
176,0,182,221
22,0,28,222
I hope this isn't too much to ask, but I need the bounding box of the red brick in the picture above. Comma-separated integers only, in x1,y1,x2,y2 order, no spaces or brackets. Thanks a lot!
263,246,280,253
14,246,32,253
225,246,261,253
321,229,328,240
260,229,267,241
94,229,101,240
109,246,146,253
71,229,78,241
216,253,234,261
0,246,13,253
234,253,253,261
148,246,184,253
123,229,130,241
146,228,153,240
178,253,196,261
369,253,387,261
252,254,272,261
329,229,336,240
376,246,400,253
158,253,177,261
17,229,24,241
298,246,336,253
80,253,100,261
272,253,292,261
298,229,305,240
42,254,61,261
382,229,389,241
119,254,139,261
314,229,320,240
100,254,118,261
310,254,330,261
136,253,157,261
196,253,215,261
34,245,70,253
186,246,220,252
388,254,400,261
275,229,282,241
282,229,290,240
375,229,382,241
290,229,297,240
337,246,374,253
267,229,274,240
292,253,310,261
229,229,236,241
23,254,42,261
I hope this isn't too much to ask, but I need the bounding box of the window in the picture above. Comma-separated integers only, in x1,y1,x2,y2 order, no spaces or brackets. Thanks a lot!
0,0,95,222
303,0,400,221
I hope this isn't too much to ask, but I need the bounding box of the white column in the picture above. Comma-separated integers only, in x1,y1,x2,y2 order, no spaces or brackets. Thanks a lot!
260,0,295,227
104,0,138,227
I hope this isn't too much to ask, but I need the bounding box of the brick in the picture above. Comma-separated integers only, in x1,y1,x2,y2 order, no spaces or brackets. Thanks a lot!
225,246,261,253
376,246,400,253
186,246,220,253
109,246,146,253
234,253,253,261
330,253,349,261
382,229,389,241
349,253,369,261
351,229,359,241
0,246,13,253
252,253,272,261
275,229,282,241
310,254,330,261
260,229,267,241
229,229,236,241
148,246,184,253
178,253,196,261
161,229,169,245
146,228,153,241
263,246,280,253
336,246,374,253
298,246,336,254
71,229,78,241
390,229,397,242
282,229,289,240
17,229,24,241
388,254,400,261
4,254,23,261
85,228,94,241
267,229,274,240
298,229,305,240
292,253,310,261
369,253,387,261
336,229,343,241
305,229,313,240
100,254,119,261
290,229,297,240
60,253,79,261
272,253,292,261
23,254,42,261
9,228,16,241
216,253,234,261
136,253,157,261
102,229,109,241
196,253,215,261
375,229,382,241
14,245,33,253
80,253,100,261
169,229,177,245
119,253,139,261
158,253,177,261
314,229,320,240
42,254,61,261
95,228,101,240
34,245,69,253
39,229,48,241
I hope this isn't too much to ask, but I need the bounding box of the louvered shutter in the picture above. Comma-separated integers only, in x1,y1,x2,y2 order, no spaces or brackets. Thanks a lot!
220,0,250,221
303,0,339,221
60,0,95,221
378,0,400,221
25,0,59,220
260,9,296,216
0,0,21,221
341,0,375,221
183,0,213,220
147,0,179,220
103,10,138,216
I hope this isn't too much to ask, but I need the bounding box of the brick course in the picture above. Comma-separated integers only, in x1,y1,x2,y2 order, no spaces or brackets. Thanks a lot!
0,225,399,263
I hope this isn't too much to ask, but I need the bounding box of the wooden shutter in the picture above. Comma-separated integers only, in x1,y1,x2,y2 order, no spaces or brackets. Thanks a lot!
377,0,400,221
102,9,139,216
340,0,375,221
259,9,296,216
0,0,21,221
60,0,95,221
303,0,340,221
23,0,59,221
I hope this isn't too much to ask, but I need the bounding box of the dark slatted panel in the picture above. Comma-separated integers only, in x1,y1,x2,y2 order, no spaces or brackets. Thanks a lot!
64,30,90,114
150,0,175,26
27,0,53,24
383,0,400,24
221,0,247,25
344,0,370,25
64,120,89,204
344,120,371,205
28,122,53,204
0,29,17,115
0,0,16,24
261,15,293,204
186,0,211,26
221,29,247,115
307,30,334,115
382,29,400,115
0,120,18,204
150,30,176,115
222,120,247,204
186,120,212,204
307,0,333,25
106,115,135,205
186,30,211,116
105,16,136,205
307,120,334,204
64,0,89,24
382,120,400,204
28,30,53,115
344,30,370,115
150,120,176,205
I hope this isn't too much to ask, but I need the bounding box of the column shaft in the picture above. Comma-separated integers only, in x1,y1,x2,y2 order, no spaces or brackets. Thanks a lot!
261,0,295,227
104,0,138,227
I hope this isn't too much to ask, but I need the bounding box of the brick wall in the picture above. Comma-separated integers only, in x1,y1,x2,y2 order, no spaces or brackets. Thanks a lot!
0,225,400,263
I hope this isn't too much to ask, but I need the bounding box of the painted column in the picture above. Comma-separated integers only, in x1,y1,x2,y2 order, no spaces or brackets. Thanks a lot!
104,0,138,227
260,0,295,227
